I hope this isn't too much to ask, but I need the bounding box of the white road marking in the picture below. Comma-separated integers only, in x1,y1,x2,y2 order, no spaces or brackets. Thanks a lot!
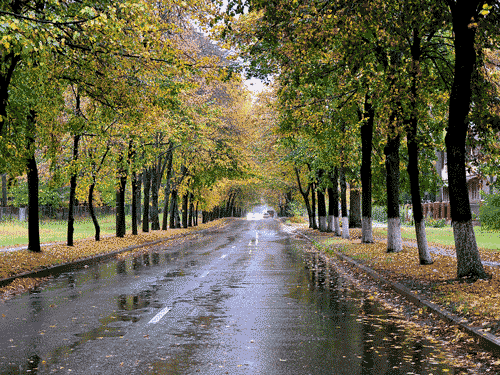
221,254,227,259
200,270,210,278
148,306,171,324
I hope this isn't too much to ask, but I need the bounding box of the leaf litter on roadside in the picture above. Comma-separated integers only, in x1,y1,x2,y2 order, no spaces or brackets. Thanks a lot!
0,218,231,299
299,227,500,374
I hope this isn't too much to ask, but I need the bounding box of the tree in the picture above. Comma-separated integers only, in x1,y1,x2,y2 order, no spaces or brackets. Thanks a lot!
443,0,496,279
360,98,375,243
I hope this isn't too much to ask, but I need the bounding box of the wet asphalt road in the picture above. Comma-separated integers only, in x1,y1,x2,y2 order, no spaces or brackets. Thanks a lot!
0,219,457,374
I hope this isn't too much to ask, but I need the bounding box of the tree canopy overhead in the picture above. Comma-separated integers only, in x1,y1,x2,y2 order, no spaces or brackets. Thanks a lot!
220,0,500,279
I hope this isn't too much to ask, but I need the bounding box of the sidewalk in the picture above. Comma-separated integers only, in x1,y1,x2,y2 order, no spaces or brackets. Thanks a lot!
283,221,500,359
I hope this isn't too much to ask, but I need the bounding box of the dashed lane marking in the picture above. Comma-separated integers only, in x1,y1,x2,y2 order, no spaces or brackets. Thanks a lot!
148,306,171,324
200,270,210,278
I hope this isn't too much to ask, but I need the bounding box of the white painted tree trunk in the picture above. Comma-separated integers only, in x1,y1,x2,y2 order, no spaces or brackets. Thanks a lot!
327,215,334,232
415,220,433,264
361,216,373,243
387,217,402,253
334,216,341,236
341,216,349,239
453,220,488,279
319,216,327,232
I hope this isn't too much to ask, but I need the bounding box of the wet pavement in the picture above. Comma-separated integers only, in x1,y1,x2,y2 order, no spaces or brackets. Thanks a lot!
0,219,460,374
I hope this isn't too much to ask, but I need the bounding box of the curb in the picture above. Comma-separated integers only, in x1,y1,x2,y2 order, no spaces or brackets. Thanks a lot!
294,229,500,357
0,226,219,289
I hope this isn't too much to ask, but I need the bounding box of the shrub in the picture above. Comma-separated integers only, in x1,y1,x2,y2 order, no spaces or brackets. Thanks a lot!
426,217,447,228
288,200,305,218
289,215,306,224
479,193,500,230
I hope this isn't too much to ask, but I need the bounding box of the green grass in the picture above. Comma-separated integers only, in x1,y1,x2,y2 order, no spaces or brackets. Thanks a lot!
0,213,166,248
375,225,500,251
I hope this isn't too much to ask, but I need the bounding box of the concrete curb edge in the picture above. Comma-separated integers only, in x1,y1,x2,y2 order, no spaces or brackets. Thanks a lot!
294,229,500,357
0,226,218,289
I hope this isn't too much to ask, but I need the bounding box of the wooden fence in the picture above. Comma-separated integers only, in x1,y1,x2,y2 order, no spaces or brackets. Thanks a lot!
404,202,481,224
403,202,452,223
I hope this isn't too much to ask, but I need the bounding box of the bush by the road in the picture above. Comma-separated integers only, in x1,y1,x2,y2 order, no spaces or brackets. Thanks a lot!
480,192,500,231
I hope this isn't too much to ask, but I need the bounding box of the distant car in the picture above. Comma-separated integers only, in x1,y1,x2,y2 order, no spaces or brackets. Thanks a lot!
263,212,270,218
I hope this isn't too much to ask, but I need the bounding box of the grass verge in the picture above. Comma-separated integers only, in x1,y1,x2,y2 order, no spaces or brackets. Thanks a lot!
0,218,231,282
0,214,168,248
376,225,500,251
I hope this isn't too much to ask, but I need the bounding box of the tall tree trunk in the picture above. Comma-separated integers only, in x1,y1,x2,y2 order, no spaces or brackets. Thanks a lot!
87,142,110,242
67,134,80,246
162,186,170,231
136,173,142,226
116,141,131,238
142,168,151,233
224,194,232,217
349,186,362,229
161,148,174,230
317,188,327,232
182,192,189,228
326,186,333,233
340,165,349,239
311,183,317,229
317,170,327,231
361,98,374,243
407,28,433,265
0,53,20,135
26,110,40,252
188,193,194,227
116,174,127,238
328,168,341,236
27,154,40,252
150,164,160,230
446,1,488,279
88,182,100,241
294,167,313,227
169,189,178,229
131,171,139,235
340,121,349,239
385,120,402,253
175,196,181,228
151,155,170,230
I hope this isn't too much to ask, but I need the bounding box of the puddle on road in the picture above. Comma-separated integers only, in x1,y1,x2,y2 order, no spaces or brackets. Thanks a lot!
0,227,466,375
0,242,200,375
297,249,459,374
